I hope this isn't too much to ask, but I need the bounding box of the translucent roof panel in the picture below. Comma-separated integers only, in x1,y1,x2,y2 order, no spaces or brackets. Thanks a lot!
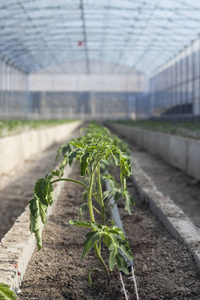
0,0,200,74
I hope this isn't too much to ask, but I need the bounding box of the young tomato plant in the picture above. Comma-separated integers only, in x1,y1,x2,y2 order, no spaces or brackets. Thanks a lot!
0,283,18,299
29,123,134,285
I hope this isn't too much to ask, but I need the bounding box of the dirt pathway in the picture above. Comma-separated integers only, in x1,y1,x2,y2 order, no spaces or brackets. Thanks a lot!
129,143,200,228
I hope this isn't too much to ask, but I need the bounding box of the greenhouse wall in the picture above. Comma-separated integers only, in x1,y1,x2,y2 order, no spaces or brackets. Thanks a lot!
0,59,28,119
150,38,200,119
0,65,150,120
27,91,142,120
27,73,148,120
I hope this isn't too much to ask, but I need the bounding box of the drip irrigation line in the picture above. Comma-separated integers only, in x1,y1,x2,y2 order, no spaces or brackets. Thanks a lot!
119,271,129,300
105,173,140,300
130,266,140,300
105,175,133,267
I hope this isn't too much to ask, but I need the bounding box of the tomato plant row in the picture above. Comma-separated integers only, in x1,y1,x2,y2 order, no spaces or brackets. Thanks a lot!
29,122,134,286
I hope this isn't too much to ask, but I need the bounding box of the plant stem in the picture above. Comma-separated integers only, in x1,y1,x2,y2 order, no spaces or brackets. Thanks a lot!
51,178,88,191
88,169,110,285
88,171,95,223
94,242,110,286
97,163,105,225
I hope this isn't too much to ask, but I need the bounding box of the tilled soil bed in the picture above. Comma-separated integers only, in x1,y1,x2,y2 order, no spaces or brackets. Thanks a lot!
20,163,200,300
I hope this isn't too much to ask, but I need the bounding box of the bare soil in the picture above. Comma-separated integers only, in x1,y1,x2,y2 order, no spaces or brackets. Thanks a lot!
20,163,200,300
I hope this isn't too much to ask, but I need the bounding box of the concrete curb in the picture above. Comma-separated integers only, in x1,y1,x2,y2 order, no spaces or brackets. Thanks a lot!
130,154,200,271
0,164,72,294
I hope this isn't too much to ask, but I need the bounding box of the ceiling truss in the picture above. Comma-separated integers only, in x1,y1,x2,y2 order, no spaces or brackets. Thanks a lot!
0,0,199,75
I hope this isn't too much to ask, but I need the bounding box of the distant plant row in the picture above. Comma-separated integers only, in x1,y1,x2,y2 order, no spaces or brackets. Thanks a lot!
113,119,200,139
0,119,77,137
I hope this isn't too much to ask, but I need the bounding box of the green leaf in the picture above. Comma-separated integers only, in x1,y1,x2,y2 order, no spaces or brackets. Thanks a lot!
106,229,124,236
111,150,120,166
0,283,18,300
116,253,129,275
113,188,122,202
62,143,72,156
34,175,54,206
88,273,93,286
69,220,93,228
100,159,110,171
103,190,111,200
70,141,85,149
59,156,68,176
51,169,61,178
56,147,62,161
82,190,88,203
34,228,42,250
103,234,112,248
56,143,72,160
29,173,54,250
81,231,101,261
120,155,132,191
102,174,116,190
109,250,116,271
104,225,123,234
78,203,88,219
88,268,103,286
68,149,78,167
29,196,46,250
80,152,89,176
69,220,102,231
123,190,134,215
34,178,49,206
116,239,133,260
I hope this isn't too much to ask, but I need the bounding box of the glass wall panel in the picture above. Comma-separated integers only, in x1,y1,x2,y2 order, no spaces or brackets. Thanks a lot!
150,37,200,118
0,59,27,119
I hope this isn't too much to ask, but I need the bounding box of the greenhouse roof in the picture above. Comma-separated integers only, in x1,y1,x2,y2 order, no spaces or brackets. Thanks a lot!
0,0,200,74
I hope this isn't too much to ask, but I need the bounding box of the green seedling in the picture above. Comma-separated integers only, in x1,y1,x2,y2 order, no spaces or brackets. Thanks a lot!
0,283,18,300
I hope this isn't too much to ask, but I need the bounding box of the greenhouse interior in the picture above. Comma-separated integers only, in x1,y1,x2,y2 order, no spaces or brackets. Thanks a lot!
0,0,200,120
0,1,200,300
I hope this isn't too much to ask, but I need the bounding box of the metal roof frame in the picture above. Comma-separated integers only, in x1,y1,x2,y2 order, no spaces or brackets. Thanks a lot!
0,0,200,74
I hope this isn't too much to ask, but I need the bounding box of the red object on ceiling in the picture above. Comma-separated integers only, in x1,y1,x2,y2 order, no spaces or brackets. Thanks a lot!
78,40,84,46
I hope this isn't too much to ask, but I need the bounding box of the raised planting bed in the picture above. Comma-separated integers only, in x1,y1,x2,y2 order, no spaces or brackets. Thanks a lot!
0,120,81,177
0,126,81,297
0,161,73,295
0,125,81,240
112,120,200,140
0,119,79,138
106,122,200,182
1,122,200,299
20,162,200,299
